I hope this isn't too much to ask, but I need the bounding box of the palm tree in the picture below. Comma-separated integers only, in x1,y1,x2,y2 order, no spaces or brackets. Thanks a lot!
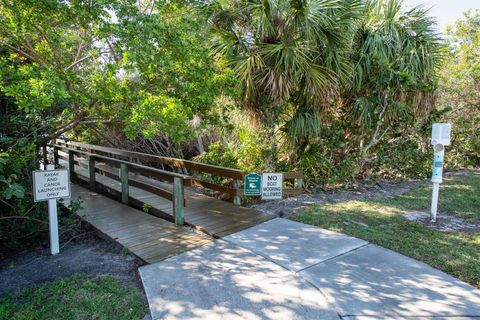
345,0,443,163
204,0,363,169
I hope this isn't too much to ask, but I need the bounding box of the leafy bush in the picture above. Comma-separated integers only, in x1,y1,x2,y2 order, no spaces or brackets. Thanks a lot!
196,123,267,173
371,132,432,179
286,143,359,189
195,142,239,169
0,143,48,254
440,10,480,169
0,141,83,257
444,105,480,169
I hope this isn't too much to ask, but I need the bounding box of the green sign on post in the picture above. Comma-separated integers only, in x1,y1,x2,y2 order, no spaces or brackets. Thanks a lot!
244,173,262,196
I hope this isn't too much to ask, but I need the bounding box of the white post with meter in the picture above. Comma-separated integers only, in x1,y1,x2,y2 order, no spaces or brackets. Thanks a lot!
430,123,451,222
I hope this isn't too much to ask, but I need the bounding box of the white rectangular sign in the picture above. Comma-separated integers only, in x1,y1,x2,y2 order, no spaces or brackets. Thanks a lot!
261,173,283,200
33,169,70,202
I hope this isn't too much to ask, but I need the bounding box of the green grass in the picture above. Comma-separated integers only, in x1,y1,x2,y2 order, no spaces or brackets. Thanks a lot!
0,274,147,320
292,173,480,288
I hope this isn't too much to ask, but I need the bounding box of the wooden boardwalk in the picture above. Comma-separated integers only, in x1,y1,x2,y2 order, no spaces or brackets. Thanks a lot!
67,162,274,238
68,184,212,264
60,155,274,238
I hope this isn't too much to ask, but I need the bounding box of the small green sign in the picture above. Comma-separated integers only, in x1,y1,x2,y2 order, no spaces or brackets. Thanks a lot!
244,173,262,196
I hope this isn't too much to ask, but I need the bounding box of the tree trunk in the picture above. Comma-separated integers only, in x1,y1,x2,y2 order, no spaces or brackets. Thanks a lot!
264,110,277,172
197,135,205,154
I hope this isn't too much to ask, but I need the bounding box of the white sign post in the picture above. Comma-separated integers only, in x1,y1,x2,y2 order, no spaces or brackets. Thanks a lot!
33,165,70,255
430,123,451,222
261,173,283,200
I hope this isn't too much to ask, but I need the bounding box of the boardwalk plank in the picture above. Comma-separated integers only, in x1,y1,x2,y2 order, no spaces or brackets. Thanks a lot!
68,184,211,263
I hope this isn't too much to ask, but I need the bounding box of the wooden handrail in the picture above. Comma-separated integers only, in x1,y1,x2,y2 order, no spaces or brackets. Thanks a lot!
54,139,305,203
54,145,192,181
53,145,189,224
56,139,246,180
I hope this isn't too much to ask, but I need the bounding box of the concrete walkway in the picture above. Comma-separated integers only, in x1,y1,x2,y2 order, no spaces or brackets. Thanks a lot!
139,218,480,319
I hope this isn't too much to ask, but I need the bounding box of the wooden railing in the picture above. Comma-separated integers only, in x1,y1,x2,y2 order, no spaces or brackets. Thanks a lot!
53,144,191,225
54,139,304,202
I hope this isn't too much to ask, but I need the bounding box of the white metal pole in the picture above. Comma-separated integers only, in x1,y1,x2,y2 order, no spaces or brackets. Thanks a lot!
431,182,440,222
46,164,60,255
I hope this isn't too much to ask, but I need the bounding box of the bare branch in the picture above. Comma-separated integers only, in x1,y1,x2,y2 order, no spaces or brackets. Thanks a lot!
79,119,113,125
75,30,88,62
0,40,45,65
65,50,111,71
49,112,87,138
360,92,390,161
106,39,119,63
0,216,48,224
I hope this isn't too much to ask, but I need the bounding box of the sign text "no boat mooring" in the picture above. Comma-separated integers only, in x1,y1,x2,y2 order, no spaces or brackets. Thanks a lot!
261,173,283,200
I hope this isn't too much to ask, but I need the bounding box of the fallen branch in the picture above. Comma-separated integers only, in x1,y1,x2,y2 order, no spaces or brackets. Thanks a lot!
0,216,48,224
60,231,95,249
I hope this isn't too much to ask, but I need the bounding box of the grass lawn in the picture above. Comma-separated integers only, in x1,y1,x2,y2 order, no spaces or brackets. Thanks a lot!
292,173,480,288
0,274,147,320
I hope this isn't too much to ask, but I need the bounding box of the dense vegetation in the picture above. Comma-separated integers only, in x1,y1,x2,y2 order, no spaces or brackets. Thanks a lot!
0,0,479,251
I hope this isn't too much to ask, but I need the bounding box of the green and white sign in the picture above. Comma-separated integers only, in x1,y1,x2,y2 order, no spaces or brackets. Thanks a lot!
244,173,262,196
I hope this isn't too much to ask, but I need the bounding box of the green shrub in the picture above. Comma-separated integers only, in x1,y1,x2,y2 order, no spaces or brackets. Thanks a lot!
0,142,82,257
0,143,48,254
445,105,480,168
196,126,267,173
195,142,239,169
371,133,431,179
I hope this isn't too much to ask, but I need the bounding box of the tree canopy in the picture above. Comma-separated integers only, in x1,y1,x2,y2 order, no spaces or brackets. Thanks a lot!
346,0,443,162
0,0,230,148
439,10,480,166
205,0,364,168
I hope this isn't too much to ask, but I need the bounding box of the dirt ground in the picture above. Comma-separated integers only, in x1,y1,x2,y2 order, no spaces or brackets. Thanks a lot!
252,177,426,217
0,229,145,297
251,169,479,218
403,210,480,232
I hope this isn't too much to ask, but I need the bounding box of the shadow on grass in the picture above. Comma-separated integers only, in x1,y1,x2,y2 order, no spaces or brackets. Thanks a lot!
292,174,480,288
0,274,147,319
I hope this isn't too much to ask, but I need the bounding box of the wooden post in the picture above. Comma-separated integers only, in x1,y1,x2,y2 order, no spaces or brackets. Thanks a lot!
68,150,75,181
294,178,304,190
53,146,59,166
89,155,96,189
233,180,241,205
206,173,213,183
120,163,129,204
191,170,199,179
173,177,184,225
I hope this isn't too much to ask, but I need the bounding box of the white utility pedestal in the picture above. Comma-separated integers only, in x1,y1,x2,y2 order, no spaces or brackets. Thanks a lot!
430,123,451,222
